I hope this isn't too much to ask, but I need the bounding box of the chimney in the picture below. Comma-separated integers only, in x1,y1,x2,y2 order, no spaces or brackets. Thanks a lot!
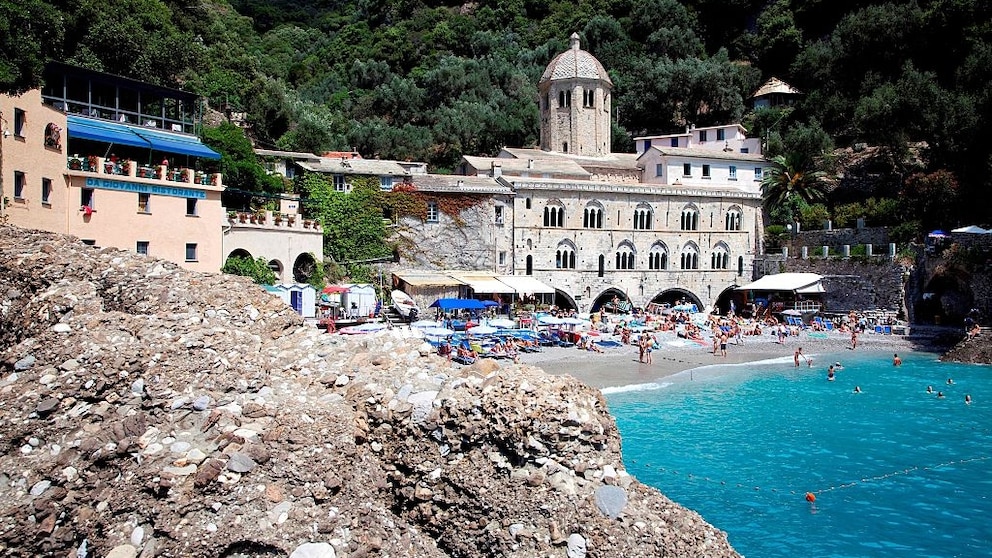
570,32,580,51
492,162,502,178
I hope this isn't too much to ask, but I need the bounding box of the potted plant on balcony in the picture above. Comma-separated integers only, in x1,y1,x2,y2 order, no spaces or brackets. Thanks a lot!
238,212,247,223
274,214,283,225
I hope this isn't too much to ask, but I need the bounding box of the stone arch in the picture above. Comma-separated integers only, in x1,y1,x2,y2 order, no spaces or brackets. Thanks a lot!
713,285,742,316
553,289,578,311
633,202,654,230
267,259,284,282
293,252,318,284
649,288,703,311
680,203,700,231
228,248,252,260
590,287,629,312
543,199,566,227
679,241,700,270
555,239,577,269
725,205,743,231
710,241,731,270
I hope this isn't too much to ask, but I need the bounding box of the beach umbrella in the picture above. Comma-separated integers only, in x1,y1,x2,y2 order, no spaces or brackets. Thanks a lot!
488,318,516,329
560,317,589,326
481,300,501,307
538,315,564,325
421,326,455,337
411,319,442,329
468,325,498,335
322,285,349,294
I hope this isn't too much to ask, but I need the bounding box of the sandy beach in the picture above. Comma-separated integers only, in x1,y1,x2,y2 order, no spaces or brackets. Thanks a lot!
517,327,946,389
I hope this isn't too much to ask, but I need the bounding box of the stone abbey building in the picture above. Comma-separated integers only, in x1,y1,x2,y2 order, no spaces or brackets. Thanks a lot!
393,33,766,313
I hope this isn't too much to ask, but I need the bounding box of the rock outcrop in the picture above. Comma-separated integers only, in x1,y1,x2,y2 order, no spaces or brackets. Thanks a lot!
0,225,739,557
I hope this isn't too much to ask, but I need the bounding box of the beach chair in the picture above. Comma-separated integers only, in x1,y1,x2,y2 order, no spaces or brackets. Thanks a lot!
874,325,884,334
882,325,892,335
824,321,834,331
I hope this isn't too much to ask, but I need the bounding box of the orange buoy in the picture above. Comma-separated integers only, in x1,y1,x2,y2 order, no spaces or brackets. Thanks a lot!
805,492,816,503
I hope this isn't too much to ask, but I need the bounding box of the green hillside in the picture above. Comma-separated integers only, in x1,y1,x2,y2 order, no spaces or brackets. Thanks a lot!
4,0,991,229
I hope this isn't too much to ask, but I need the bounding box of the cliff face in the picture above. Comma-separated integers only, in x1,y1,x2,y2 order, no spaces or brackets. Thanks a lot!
0,225,739,558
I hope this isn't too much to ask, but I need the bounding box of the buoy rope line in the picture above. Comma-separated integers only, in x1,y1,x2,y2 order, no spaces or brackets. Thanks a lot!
635,456,990,500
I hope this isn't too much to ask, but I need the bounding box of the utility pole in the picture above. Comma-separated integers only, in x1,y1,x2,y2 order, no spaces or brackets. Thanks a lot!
0,108,5,221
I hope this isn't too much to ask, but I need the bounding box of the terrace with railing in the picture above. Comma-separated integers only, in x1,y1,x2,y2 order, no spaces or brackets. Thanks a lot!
67,154,222,187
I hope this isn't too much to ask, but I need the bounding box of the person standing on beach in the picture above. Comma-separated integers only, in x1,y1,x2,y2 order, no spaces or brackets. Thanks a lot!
720,332,728,357
638,334,646,363
795,347,803,367
850,329,858,350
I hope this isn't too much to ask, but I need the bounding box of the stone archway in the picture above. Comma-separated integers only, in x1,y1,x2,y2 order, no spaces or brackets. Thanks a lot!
553,289,577,311
293,252,319,284
590,287,629,312
649,288,704,312
228,248,252,260
713,285,743,316
267,259,284,283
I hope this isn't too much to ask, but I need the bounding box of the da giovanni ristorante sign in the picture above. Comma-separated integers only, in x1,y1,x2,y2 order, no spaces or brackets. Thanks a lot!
84,177,207,199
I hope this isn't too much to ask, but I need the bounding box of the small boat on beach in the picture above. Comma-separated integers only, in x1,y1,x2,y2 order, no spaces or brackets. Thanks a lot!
391,289,419,319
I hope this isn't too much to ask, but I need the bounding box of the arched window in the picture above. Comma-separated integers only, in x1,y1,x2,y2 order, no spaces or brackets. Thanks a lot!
710,243,730,270
680,243,699,270
556,241,576,269
543,202,566,227
583,201,604,229
598,254,605,277
680,205,699,231
615,241,636,270
633,203,653,230
725,206,743,231
649,242,669,270
526,255,533,275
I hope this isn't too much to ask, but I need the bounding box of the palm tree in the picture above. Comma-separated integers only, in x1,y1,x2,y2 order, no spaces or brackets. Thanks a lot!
760,152,829,224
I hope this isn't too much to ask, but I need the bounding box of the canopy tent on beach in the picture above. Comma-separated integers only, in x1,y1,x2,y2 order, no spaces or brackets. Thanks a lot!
951,225,991,234
736,273,824,293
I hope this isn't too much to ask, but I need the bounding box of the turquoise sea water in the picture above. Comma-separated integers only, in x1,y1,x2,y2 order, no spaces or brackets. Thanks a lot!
605,351,992,558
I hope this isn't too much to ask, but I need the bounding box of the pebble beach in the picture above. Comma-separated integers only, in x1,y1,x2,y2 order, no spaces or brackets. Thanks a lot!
518,326,943,389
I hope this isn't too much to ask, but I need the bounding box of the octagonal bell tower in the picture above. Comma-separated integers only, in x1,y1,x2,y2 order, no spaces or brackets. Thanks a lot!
539,33,613,156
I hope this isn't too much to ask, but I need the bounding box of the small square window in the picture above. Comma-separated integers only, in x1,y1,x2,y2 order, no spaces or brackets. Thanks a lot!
380,176,393,191
755,167,763,180
498,251,506,266
426,201,439,223
13,171,25,199
185,243,198,262
333,175,346,192
656,163,664,177
683,163,691,177
136,241,149,255
138,193,151,213
670,137,679,147
698,130,707,142
702,164,711,178
495,205,504,225
525,198,532,209
717,129,725,141
740,147,749,154
729,166,737,180
186,198,198,216
42,178,52,203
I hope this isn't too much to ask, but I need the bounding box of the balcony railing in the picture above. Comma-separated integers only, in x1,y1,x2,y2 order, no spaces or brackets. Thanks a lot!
67,154,221,187
226,211,321,232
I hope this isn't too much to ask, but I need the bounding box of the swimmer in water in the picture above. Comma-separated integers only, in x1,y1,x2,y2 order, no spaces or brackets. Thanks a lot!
965,394,972,404
853,386,862,393
937,391,946,399
833,361,843,370
926,385,934,394
893,353,902,366
947,378,954,385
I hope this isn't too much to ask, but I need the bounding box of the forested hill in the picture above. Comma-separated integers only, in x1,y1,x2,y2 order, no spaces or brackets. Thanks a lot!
4,1,991,219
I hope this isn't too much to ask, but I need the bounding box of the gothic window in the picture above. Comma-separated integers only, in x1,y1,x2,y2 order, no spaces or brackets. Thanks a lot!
583,202,604,229
680,243,699,270
649,242,669,270
725,207,743,231
556,241,577,269
583,89,595,108
526,255,533,275
558,89,571,108
633,203,653,230
598,254,605,277
711,243,730,270
615,242,636,270
543,202,565,227
680,205,699,231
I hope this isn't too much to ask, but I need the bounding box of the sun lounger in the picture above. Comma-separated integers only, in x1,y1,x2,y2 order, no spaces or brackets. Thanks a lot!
874,325,884,334
882,325,892,335
824,321,833,331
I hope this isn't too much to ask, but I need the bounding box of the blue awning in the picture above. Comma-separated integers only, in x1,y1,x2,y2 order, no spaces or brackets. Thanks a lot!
65,115,221,159
133,128,221,160
66,115,151,149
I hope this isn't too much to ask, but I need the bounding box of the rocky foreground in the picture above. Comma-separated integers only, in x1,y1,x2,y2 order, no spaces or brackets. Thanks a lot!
0,225,739,558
